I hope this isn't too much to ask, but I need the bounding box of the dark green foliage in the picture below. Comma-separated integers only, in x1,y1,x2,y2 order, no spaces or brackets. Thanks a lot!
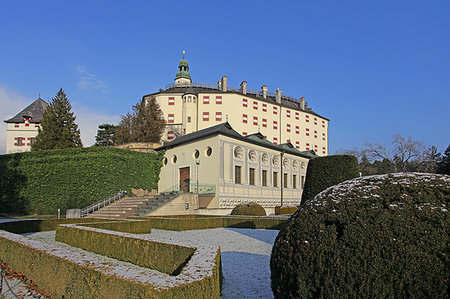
115,97,166,144
301,155,360,202
94,123,117,146
271,173,449,298
0,147,163,215
438,145,450,174
32,88,82,151
230,202,266,216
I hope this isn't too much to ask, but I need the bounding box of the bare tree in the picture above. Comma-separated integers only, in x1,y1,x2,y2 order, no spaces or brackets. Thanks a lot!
391,135,424,172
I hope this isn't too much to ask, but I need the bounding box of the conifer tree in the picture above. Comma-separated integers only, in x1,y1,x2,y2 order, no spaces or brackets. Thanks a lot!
115,97,166,144
95,123,117,146
32,88,82,150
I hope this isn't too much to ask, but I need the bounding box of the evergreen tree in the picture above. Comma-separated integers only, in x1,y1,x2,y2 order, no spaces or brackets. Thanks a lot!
437,145,450,175
115,97,166,144
32,88,82,151
94,123,117,146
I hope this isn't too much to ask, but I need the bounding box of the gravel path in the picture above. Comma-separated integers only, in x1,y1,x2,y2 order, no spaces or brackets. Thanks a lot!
20,228,279,298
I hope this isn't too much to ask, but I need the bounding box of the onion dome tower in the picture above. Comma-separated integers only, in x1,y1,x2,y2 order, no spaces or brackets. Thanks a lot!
175,50,192,86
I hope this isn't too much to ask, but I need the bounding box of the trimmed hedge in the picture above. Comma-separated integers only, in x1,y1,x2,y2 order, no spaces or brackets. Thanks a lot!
0,147,164,215
0,230,222,298
56,224,194,275
301,155,359,203
0,218,107,234
230,202,267,216
271,173,450,298
138,215,287,231
274,206,298,215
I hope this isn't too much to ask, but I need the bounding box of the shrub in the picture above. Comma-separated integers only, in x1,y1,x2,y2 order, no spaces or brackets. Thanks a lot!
301,155,359,203
230,202,266,216
274,206,298,215
271,173,450,298
0,147,163,215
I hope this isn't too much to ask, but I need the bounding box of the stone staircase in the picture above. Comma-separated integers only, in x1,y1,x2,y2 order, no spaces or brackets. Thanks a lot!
134,191,182,216
86,196,155,219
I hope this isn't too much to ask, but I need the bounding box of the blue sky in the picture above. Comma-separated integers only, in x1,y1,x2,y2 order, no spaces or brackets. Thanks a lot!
1,0,449,154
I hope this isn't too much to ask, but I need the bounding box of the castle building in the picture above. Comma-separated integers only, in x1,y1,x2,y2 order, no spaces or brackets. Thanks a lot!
4,98,48,154
156,122,317,214
143,54,330,156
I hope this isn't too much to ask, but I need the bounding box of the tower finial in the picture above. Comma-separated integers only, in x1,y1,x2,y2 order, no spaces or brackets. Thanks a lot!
183,50,185,59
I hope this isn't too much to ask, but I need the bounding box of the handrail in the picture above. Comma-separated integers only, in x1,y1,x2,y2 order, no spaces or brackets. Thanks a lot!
160,183,216,195
80,191,127,217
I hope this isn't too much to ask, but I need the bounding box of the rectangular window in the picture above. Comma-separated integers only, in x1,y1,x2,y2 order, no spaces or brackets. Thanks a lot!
203,112,209,121
167,131,175,140
314,130,318,138
295,141,300,149
273,106,278,115
314,144,318,151
322,133,326,140
287,124,291,132
168,114,174,123
306,143,310,150
286,110,291,118
30,137,36,146
25,122,29,127
322,120,325,128
262,103,267,112
273,137,278,145
235,166,242,184
273,172,278,187
301,175,305,189
284,173,288,188
216,112,222,121
262,170,267,186
203,96,210,104
243,132,248,136
168,97,175,105
242,114,248,123
306,115,310,122
35,124,39,128
295,112,299,120
243,98,248,107
249,168,255,185
314,117,318,125
14,123,19,128
15,137,24,146
293,174,297,189
323,147,326,154
273,121,278,130
253,101,258,110
216,96,222,104
295,126,300,134
306,128,310,136
187,116,191,123
262,118,267,127
253,116,258,126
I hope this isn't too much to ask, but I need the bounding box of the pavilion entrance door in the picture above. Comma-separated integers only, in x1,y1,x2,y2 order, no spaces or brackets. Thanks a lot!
179,167,190,193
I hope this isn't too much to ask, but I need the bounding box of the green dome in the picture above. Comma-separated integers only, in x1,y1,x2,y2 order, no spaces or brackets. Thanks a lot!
179,59,189,67
176,70,191,80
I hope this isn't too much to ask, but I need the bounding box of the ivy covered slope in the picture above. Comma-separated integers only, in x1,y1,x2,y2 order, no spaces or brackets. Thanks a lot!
0,147,164,215
271,173,449,299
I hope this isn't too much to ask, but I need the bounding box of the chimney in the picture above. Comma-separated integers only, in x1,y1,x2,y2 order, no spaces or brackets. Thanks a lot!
261,85,268,98
300,96,306,110
240,81,247,94
217,79,222,91
275,88,282,104
218,76,228,92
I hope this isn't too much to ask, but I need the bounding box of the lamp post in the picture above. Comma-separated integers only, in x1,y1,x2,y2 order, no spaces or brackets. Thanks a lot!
196,158,200,195
280,151,285,207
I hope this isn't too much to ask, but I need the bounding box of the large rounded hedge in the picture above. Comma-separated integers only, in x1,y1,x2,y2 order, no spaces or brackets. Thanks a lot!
231,202,266,216
271,173,449,298
301,155,359,203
